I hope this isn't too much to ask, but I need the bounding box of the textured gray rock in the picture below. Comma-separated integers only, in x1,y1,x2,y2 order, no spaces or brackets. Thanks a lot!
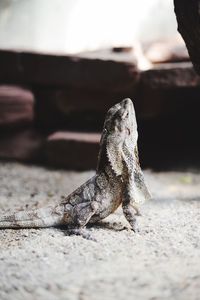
0,162,200,300
174,0,200,74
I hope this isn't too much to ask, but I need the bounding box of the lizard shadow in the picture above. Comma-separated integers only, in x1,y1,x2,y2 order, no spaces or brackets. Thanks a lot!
58,221,128,241
90,220,128,231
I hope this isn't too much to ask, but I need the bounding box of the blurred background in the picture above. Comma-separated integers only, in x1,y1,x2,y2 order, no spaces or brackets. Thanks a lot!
0,0,177,53
0,0,199,170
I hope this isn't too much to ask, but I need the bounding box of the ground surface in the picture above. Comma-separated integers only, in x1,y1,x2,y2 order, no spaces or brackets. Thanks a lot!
0,162,200,300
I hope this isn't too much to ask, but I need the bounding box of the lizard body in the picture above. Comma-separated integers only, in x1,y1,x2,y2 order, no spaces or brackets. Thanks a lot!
0,98,151,231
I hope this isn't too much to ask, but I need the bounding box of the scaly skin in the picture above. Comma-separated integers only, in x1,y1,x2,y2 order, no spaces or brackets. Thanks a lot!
0,99,151,231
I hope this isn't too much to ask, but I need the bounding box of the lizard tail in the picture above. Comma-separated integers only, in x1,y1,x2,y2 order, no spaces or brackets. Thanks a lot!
0,205,65,228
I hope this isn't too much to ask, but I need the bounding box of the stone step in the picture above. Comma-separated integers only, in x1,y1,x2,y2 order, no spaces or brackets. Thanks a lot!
140,62,200,89
0,48,139,92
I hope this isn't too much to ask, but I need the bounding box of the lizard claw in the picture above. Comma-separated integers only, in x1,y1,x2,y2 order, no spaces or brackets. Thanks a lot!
125,217,140,233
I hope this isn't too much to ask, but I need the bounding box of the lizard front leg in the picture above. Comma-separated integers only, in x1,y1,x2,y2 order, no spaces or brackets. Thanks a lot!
122,187,140,232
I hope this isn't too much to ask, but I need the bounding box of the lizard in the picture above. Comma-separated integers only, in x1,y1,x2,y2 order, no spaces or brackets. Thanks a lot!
0,98,151,231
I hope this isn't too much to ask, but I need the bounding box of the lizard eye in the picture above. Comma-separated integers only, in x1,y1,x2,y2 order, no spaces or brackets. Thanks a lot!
127,128,131,135
121,110,129,119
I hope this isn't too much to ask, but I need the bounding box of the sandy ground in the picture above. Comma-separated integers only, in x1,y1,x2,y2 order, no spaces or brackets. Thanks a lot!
0,162,200,300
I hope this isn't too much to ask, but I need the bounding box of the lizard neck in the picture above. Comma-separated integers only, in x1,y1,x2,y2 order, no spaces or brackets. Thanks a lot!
96,137,109,174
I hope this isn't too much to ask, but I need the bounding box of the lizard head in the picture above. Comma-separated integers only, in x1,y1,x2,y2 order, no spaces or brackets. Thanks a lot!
105,98,137,138
97,98,138,176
